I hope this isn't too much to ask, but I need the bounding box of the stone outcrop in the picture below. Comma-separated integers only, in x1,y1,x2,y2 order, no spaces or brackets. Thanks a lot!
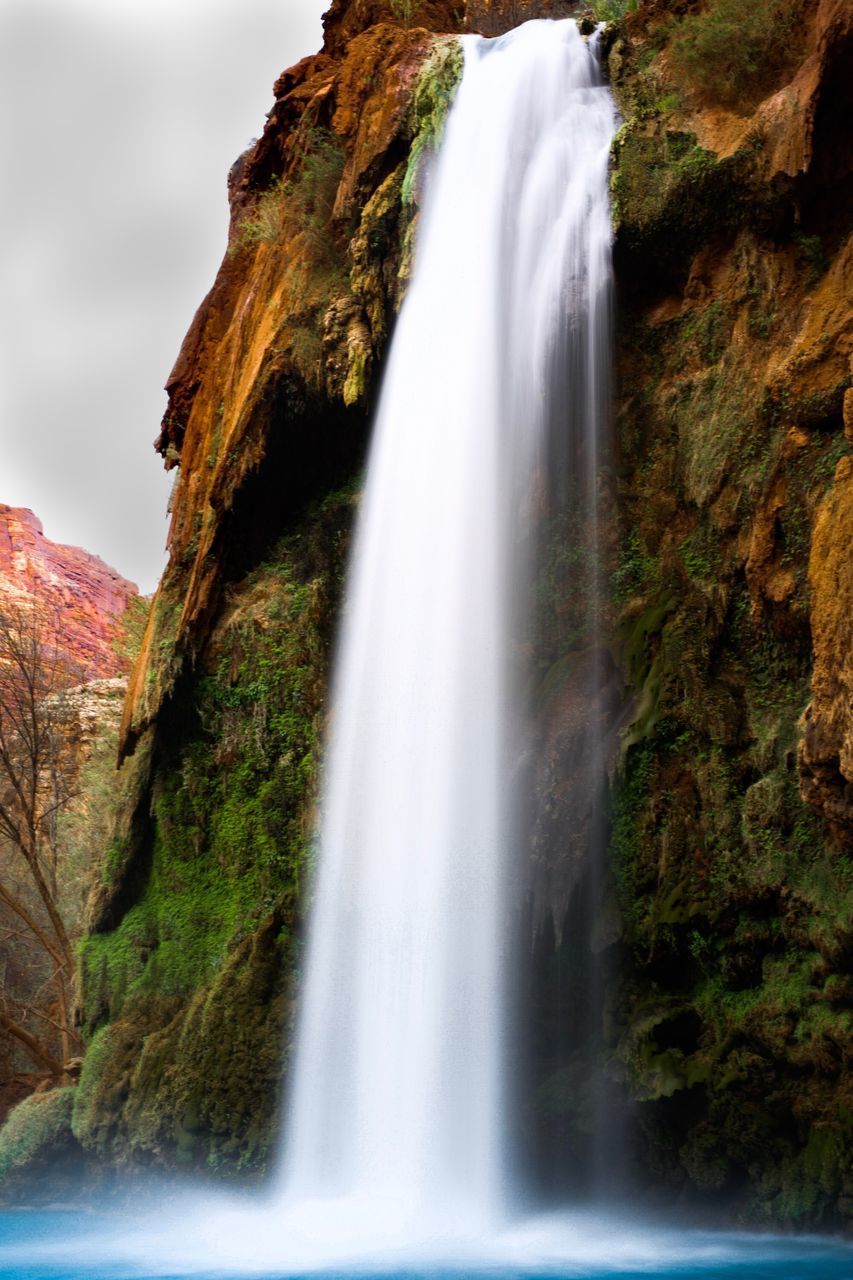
69,0,853,1228
594,0,853,1225
123,1,463,764
800,449,853,845
0,506,138,678
75,0,466,1181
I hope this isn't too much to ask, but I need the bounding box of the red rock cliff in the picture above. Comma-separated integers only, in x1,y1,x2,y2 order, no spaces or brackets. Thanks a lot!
0,506,139,678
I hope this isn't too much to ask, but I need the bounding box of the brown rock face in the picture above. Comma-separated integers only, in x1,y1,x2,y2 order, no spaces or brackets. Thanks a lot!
81,0,853,1222
607,0,853,849
465,0,578,37
321,0,462,56
124,0,466,758
600,0,853,1221
800,454,853,846
0,506,138,678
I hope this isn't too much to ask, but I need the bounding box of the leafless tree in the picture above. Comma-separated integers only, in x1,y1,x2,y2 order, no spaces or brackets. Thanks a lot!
0,601,85,1077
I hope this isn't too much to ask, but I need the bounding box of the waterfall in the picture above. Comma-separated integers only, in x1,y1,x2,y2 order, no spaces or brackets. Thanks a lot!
276,17,617,1244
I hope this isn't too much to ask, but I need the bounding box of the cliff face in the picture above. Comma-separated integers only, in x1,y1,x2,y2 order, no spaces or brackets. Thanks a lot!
0,505,138,678
589,0,853,1224
75,0,464,1179
0,509,135,1182
72,0,852,1225
120,0,463,767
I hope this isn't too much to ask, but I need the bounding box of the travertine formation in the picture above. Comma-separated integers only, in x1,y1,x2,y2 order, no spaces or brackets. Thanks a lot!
41,0,853,1227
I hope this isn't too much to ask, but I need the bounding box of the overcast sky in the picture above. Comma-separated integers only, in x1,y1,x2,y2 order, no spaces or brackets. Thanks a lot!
0,0,326,593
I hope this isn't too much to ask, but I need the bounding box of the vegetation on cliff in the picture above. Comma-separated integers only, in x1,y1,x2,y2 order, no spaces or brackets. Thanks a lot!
75,485,356,1174
0,604,136,1088
598,0,853,1224
0,0,848,1231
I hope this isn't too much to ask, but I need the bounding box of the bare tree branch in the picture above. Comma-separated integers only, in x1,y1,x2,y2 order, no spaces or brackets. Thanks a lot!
0,1008,64,1076
0,600,86,1074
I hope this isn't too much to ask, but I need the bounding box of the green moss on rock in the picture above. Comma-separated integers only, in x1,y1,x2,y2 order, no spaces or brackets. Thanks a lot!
0,1088,76,1183
402,37,463,208
76,483,357,1176
0,1088,87,1203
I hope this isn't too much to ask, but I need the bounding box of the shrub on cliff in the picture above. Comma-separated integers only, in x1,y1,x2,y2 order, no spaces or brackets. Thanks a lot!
230,127,345,267
590,0,637,20
669,0,807,109
0,1087,76,1184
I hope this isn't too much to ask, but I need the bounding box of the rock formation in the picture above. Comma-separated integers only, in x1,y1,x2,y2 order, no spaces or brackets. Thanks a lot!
46,0,853,1227
0,505,139,678
0,510,137,1179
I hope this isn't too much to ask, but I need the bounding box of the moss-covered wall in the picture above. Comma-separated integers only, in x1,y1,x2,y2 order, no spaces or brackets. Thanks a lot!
599,0,852,1226
53,2,465,1182
74,485,356,1175
8,0,847,1229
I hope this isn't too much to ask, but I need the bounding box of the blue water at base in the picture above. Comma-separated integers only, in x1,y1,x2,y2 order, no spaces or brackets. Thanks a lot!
0,1211,851,1280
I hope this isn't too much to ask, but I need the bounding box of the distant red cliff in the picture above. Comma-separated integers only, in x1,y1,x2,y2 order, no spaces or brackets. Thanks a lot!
0,505,139,678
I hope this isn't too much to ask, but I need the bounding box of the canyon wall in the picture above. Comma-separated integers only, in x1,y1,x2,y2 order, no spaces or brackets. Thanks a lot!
0,509,138,1194
596,0,853,1222
0,505,138,678
53,0,853,1226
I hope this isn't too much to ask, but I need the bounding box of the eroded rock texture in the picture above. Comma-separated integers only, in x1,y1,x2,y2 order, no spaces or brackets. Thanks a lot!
589,0,853,1225
76,0,465,1182
0,506,138,677
67,0,853,1227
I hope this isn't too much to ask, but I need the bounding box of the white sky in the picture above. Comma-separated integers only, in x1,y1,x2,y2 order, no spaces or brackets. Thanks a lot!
0,0,326,593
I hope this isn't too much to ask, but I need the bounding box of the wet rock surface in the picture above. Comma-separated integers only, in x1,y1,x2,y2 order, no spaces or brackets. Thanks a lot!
58,0,853,1228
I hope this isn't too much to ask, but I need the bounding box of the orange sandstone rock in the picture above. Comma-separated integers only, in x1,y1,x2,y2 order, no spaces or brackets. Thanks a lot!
0,505,138,679
123,1,463,759
800,455,853,846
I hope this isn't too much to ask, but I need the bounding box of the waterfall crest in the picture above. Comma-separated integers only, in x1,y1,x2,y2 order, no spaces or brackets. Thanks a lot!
276,17,617,1244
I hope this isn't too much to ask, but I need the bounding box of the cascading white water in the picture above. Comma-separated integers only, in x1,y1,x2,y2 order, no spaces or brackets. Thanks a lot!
276,17,617,1246
9,24,853,1280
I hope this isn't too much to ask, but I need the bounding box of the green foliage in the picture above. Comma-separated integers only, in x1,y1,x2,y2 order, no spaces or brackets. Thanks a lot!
114,595,151,671
669,0,807,109
229,180,286,256
673,300,730,369
284,126,346,267
669,365,757,506
70,1026,115,1153
608,287,849,1213
610,106,776,285
610,126,729,249
589,0,637,19
602,0,849,1223
611,527,660,603
608,517,849,1216
389,0,413,26
56,716,124,933
144,588,182,705
82,497,350,1021
74,921,290,1173
0,1088,75,1182
655,91,682,114
610,745,653,928
793,231,829,286
679,526,722,582
402,39,464,207
75,483,357,1174
230,127,345,266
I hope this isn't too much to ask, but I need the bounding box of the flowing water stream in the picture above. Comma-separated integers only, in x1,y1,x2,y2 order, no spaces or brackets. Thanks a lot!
275,17,616,1241
1,19,851,1280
